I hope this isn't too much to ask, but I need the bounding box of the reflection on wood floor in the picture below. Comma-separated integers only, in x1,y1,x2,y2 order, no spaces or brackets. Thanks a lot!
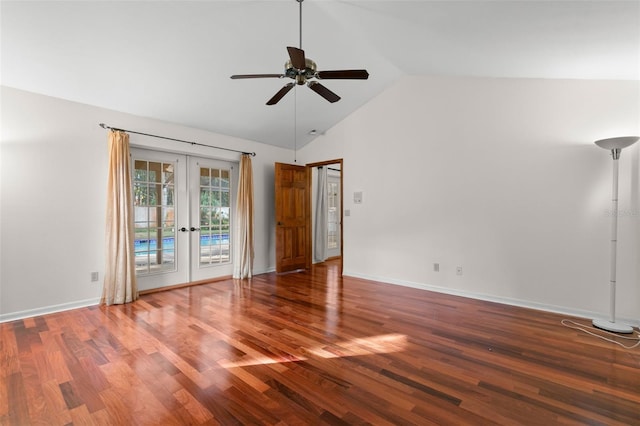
2,259,639,425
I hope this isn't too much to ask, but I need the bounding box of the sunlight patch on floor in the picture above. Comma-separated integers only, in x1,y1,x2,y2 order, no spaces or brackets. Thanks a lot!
218,354,305,369
307,333,408,359
218,333,408,368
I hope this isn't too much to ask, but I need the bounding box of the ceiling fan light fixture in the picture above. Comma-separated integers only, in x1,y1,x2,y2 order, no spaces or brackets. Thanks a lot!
285,58,317,80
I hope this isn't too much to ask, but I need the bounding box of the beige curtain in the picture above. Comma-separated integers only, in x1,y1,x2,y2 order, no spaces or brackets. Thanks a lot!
101,130,138,305
233,154,255,279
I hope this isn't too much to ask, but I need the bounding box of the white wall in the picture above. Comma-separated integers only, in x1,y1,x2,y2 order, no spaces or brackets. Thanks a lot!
0,86,287,320
299,75,640,325
3,76,639,325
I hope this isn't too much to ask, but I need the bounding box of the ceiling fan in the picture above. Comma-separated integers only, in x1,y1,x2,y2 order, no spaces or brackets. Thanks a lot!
230,0,369,105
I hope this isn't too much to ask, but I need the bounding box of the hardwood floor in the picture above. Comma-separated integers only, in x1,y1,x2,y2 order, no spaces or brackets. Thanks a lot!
2,260,639,425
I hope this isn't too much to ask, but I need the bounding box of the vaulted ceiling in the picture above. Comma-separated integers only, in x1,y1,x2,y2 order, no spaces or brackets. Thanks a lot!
2,1,638,149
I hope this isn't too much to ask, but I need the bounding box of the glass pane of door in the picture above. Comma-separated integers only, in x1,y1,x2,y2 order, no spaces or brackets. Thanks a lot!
131,149,189,291
198,167,231,266
190,157,237,281
133,160,176,274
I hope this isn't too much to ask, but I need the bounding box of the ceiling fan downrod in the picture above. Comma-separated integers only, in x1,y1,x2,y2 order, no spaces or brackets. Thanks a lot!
297,0,303,50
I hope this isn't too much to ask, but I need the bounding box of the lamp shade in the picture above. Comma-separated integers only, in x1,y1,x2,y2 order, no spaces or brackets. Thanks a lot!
594,136,639,150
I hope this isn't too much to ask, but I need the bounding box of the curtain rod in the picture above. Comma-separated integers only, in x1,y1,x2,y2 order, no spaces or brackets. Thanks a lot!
99,123,256,157
317,166,341,172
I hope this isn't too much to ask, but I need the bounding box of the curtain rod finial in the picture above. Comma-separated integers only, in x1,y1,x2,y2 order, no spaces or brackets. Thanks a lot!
99,123,108,129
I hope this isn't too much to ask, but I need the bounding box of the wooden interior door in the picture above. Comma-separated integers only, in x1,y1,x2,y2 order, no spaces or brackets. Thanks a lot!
275,162,310,272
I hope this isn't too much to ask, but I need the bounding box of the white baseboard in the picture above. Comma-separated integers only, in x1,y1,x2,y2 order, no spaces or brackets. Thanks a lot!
343,270,639,329
0,297,101,323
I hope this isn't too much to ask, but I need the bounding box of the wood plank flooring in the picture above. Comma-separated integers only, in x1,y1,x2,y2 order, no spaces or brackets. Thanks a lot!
2,260,639,425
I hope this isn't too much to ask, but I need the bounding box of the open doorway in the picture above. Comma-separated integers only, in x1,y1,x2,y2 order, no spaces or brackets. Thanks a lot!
307,159,343,275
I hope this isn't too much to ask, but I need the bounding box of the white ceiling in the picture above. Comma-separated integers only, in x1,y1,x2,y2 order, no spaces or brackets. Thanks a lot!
2,1,638,149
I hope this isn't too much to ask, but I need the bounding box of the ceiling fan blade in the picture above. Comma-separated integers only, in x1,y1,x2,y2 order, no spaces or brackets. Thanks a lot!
266,83,295,105
231,74,283,79
316,70,369,80
287,46,306,70
308,81,340,103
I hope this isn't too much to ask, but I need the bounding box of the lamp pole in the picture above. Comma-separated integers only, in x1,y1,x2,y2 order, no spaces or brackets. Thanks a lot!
592,136,638,334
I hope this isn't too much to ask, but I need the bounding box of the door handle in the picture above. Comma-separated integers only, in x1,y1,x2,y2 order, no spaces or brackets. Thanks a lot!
179,227,200,232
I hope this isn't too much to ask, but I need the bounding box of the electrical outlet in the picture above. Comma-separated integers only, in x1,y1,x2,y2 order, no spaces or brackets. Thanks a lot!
91,272,99,282
433,263,439,272
456,266,463,276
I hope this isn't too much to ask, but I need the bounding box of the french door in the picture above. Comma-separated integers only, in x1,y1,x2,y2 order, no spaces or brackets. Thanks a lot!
132,149,236,291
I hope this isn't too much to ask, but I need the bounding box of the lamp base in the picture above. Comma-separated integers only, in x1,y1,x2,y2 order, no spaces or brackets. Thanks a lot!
592,319,634,334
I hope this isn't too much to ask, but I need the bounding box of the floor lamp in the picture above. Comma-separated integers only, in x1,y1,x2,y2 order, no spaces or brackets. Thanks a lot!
592,136,639,334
